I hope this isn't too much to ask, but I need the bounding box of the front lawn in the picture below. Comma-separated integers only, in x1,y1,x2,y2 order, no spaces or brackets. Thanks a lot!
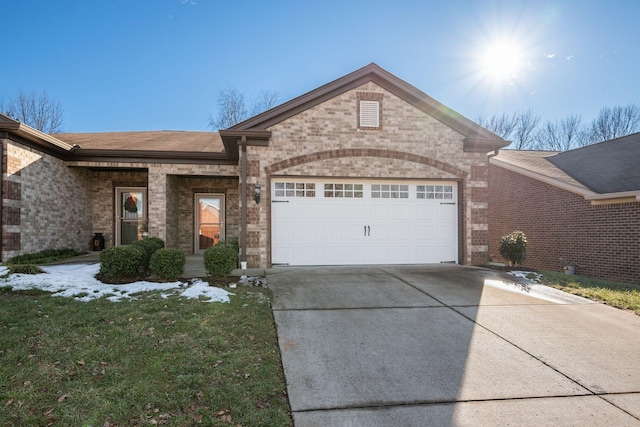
0,286,291,426
539,271,640,315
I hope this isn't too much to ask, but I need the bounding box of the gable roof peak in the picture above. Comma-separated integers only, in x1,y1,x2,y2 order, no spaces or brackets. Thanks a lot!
222,63,507,153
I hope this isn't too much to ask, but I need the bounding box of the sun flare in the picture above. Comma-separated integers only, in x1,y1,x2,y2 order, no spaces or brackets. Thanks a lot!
479,41,524,81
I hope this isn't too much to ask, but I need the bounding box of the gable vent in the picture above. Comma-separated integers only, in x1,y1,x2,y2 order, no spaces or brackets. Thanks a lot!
360,100,380,128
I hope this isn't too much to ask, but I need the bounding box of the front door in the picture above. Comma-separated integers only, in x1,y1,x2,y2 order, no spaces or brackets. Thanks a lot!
116,188,147,246
195,194,225,253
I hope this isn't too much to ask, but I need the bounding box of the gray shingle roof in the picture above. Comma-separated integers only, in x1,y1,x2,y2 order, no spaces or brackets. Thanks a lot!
547,133,640,193
492,150,590,191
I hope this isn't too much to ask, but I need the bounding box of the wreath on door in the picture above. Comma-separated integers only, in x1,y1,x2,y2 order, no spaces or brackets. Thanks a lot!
124,195,138,213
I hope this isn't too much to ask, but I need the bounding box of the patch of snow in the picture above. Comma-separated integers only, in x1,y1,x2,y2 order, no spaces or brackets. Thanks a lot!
499,270,596,305
180,279,232,303
508,270,542,282
0,263,232,303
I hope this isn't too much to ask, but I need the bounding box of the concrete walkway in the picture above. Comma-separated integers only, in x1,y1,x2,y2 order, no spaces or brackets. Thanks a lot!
267,265,640,426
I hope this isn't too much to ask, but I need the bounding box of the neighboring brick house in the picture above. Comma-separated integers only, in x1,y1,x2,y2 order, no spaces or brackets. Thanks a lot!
489,133,640,284
0,63,507,267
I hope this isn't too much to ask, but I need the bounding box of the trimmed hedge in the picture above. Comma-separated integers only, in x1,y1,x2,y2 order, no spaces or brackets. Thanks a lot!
8,264,45,275
99,245,145,281
204,241,238,277
8,249,84,265
150,248,185,280
131,238,165,268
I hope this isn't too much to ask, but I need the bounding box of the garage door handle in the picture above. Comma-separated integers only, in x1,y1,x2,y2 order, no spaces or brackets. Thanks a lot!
272,200,289,203
364,225,370,236
440,202,456,205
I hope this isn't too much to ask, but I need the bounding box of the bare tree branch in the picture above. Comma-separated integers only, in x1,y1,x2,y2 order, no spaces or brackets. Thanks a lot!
536,115,588,151
208,87,281,131
476,112,517,140
251,90,280,116
477,109,541,149
511,109,542,149
208,87,248,131
588,104,640,144
2,90,64,133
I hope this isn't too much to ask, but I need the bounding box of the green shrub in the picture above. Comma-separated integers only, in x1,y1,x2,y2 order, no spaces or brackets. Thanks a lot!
145,237,166,250
499,230,528,266
227,237,240,256
150,248,185,280
204,241,238,277
8,264,45,275
131,238,165,268
99,245,145,282
8,248,84,265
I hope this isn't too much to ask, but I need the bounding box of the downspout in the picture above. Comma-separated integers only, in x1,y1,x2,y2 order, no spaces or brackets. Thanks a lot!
239,136,247,263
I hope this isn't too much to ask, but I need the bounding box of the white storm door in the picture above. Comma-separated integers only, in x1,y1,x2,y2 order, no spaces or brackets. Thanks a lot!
115,188,147,246
195,194,225,253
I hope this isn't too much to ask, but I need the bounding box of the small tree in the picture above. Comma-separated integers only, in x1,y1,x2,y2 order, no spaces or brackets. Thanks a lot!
499,230,528,266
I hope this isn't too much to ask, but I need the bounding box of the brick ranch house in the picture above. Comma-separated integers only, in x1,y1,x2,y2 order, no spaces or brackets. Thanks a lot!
0,63,508,268
489,133,640,284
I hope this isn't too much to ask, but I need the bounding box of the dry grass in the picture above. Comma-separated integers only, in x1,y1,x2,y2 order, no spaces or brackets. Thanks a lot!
0,285,291,426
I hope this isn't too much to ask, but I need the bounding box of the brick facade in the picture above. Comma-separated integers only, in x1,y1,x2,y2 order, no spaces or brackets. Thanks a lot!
68,160,240,255
245,82,491,267
489,164,640,284
1,146,241,260
1,68,500,269
2,138,92,259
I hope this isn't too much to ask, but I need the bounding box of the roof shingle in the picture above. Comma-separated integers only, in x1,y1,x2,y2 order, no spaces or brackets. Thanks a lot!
53,131,225,153
547,133,640,193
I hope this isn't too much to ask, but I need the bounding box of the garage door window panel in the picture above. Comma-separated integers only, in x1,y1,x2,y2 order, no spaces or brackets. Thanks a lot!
371,184,409,199
417,185,454,200
274,182,315,198
324,183,364,198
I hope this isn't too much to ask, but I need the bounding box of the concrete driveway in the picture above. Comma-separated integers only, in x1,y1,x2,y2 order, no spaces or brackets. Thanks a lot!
267,265,640,426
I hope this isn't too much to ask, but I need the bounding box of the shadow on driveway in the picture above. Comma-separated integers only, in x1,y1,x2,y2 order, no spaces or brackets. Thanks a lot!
268,265,640,426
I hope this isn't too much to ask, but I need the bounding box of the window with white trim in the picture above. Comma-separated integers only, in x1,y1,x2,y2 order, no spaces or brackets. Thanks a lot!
417,185,454,200
324,183,364,198
274,182,316,198
371,184,409,199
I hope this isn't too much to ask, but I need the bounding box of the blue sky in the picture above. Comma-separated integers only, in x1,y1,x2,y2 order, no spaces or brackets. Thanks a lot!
2,0,638,133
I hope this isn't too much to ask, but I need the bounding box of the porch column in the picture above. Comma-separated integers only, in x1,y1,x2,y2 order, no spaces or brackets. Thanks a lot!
147,166,168,243
239,137,247,263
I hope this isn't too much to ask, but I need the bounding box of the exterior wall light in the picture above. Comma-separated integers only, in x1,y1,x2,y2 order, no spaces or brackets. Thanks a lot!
254,183,262,204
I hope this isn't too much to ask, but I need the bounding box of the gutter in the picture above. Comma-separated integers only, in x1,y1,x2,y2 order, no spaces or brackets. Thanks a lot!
15,123,76,152
67,149,236,165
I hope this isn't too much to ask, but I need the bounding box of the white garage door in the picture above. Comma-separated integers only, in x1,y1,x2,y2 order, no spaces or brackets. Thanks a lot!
271,179,458,266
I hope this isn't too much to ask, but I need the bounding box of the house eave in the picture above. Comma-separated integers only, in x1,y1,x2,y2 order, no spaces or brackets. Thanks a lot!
67,149,237,165
491,157,640,205
0,114,76,155
219,129,272,160
584,191,640,205
464,137,510,153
